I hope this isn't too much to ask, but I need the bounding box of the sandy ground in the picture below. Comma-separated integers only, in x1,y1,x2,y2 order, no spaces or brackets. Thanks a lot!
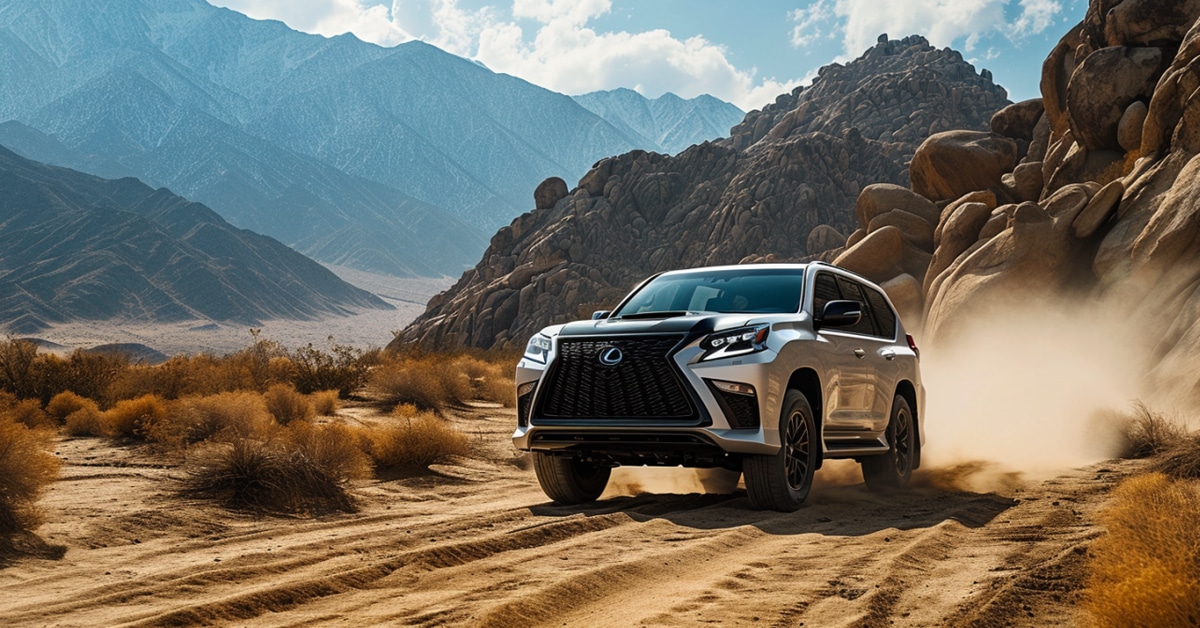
0,403,1132,627
25,273,454,356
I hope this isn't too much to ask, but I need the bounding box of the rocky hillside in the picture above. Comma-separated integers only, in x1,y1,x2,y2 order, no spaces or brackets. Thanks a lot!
395,35,1010,350
0,146,389,334
573,89,745,155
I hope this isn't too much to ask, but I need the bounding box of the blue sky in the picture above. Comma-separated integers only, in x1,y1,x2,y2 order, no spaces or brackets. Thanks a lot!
210,0,1088,110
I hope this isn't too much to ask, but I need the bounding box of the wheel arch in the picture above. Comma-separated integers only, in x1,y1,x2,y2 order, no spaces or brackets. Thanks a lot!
894,379,921,470
787,368,824,469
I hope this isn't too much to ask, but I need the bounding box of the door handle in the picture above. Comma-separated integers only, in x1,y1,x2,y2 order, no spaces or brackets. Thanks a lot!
853,348,866,359
881,350,896,361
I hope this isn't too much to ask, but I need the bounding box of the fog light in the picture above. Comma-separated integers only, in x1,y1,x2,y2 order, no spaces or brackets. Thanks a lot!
711,380,755,396
517,381,536,396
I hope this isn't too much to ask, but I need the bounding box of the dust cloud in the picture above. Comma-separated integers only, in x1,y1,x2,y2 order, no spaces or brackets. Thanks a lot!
919,297,1152,474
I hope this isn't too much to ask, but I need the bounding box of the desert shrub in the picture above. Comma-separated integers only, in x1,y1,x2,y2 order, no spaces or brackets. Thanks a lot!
0,391,16,412
64,406,106,437
1152,434,1200,480
286,422,371,482
181,433,360,514
263,384,314,426
34,350,129,407
0,339,39,399
370,356,472,410
161,392,274,446
289,340,375,396
1118,402,1186,458
365,409,469,470
1086,473,1200,626
452,356,515,407
2,399,53,430
102,394,169,439
46,391,97,422
310,390,339,416
0,415,61,542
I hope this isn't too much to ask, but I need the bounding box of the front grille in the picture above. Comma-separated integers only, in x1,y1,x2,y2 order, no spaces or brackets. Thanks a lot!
706,382,760,429
538,335,695,419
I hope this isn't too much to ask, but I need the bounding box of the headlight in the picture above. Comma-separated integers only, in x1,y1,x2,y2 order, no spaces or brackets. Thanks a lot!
524,334,553,363
699,325,770,361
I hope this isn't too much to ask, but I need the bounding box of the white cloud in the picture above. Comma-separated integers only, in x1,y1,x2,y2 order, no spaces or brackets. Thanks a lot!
1011,0,1062,35
210,0,804,110
789,0,832,48
212,0,412,45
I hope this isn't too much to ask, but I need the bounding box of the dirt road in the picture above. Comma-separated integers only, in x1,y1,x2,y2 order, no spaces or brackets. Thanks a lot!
0,404,1128,627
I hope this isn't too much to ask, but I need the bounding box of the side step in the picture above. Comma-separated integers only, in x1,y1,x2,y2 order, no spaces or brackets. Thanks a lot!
823,434,888,458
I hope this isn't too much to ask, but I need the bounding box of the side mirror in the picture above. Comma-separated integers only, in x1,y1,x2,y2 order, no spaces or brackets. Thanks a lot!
817,300,862,329
592,310,611,320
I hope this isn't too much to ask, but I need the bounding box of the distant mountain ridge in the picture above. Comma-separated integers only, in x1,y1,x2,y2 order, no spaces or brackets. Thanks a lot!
573,89,744,155
0,0,743,277
0,145,389,334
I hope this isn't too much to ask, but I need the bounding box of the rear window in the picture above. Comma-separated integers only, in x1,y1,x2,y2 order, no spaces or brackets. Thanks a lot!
865,288,897,339
834,276,877,336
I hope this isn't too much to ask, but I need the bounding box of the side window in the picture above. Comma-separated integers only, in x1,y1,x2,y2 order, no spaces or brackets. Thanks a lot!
812,273,840,317
834,277,877,336
865,287,897,339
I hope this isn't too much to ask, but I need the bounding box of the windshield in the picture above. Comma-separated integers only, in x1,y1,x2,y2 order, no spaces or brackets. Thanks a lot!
613,268,805,317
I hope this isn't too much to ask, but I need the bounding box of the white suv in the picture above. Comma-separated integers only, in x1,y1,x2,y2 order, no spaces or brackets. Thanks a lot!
514,263,925,512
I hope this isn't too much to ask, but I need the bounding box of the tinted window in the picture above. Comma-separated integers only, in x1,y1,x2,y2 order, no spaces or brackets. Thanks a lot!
615,268,804,316
812,273,840,317
865,287,897,339
834,276,877,336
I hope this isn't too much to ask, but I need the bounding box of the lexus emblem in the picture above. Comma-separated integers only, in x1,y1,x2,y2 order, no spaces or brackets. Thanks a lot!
598,346,624,366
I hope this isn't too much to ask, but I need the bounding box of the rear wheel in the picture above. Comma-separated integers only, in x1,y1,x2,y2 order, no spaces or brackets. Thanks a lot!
533,453,611,504
861,394,915,491
744,390,817,512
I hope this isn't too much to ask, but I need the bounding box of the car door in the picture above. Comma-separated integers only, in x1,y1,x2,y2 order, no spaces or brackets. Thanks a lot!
863,285,902,426
812,272,875,428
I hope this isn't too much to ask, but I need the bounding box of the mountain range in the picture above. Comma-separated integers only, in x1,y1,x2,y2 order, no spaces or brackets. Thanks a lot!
573,89,745,156
0,145,388,334
0,0,742,277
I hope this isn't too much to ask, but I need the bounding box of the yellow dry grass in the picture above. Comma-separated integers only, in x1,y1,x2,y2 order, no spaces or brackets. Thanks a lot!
310,390,340,416
0,415,61,541
364,408,469,470
1085,472,1200,627
263,384,315,426
102,394,169,439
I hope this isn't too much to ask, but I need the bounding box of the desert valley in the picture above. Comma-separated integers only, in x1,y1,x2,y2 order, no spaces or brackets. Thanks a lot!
3,0,1200,625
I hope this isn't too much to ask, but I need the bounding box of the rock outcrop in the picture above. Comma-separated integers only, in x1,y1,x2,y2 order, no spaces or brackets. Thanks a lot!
394,35,1009,351
823,0,1200,396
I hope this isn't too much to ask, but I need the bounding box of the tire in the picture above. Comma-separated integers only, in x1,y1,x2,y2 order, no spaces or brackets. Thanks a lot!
533,453,611,504
861,394,915,492
744,390,818,512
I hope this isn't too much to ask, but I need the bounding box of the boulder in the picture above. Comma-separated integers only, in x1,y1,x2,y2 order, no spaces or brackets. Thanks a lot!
1027,113,1052,163
881,274,923,323
1072,180,1124,238
579,159,613,196
846,228,867,249
868,209,936,252
991,98,1046,140
1012,162,1045,202
910,131,1019,202
1118,101,1149,153
924,201,993,295
935,190,997,244
832,225,905,283
1105,0,1200,47
855,183,940,228
1041,23,1085,137
534,177,569,209
1065,46,1164,150
807,224,846,255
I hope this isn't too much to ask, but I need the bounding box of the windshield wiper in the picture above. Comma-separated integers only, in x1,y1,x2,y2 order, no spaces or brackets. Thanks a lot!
616,310,693,320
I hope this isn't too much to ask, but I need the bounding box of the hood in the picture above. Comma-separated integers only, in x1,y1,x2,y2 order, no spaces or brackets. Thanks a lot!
557,313,756,338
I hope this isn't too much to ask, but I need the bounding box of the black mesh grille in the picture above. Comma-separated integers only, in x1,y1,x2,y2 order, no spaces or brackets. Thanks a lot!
517,390,534,427
538,335,694,419
707,383,760,429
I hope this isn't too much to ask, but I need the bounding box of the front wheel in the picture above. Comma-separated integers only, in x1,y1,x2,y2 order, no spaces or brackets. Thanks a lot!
861,394,915,491
744,390,818,512
533,453,611,504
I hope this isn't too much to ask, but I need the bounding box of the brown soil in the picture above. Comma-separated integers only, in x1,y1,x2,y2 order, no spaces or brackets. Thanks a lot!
0,404,1132,627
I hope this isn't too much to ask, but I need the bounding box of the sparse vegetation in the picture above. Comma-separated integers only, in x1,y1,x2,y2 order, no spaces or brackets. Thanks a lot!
1152,434,1200,480
311,390,339,416
263,384,314,425
2,399,52,430
102,394,169,439
1086,473,1200,627
162,392,275,446
46,391,96,423
0,414,61,548
369,354,514,409
1118,402,1187,459
364,408,470,471
181,424,369,514
64,406,105,437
